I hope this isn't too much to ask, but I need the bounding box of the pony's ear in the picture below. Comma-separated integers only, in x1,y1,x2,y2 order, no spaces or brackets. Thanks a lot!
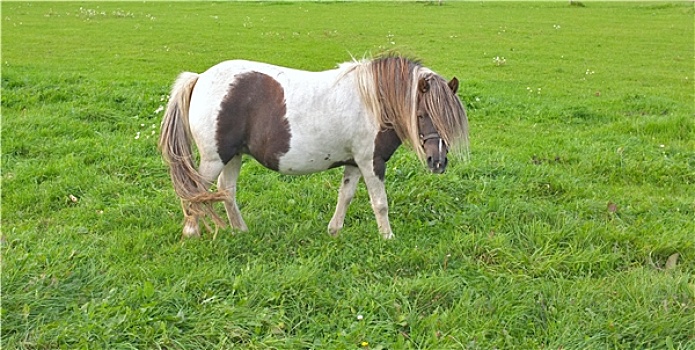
448,77,459,94
418,78,430,93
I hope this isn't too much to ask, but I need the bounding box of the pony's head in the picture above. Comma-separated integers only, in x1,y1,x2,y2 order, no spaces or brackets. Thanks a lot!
416,75,462,174
351,55,469,173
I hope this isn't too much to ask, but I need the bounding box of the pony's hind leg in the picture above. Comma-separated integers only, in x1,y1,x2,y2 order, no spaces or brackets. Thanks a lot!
181,159,225,238
181,199,200,238
217,155,248,232
328,166,362,236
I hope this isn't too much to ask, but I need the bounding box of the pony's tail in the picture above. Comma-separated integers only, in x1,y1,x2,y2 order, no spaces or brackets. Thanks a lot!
158,72,227,227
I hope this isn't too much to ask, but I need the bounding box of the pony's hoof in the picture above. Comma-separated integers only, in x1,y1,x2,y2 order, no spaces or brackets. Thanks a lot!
229,218,249,233
182,223,200,238
230,226,249,234
328,227,341,237
182,231,201,239
381,232,395,240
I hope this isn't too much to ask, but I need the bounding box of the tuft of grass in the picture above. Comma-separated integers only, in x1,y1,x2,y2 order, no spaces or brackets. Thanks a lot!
2,2,694,349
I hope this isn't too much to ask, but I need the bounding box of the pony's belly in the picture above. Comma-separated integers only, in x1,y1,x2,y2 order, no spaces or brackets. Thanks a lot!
276,148,353,175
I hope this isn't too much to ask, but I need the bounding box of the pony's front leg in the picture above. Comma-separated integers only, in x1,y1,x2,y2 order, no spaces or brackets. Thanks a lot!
360,167,394,240
328,166,362,236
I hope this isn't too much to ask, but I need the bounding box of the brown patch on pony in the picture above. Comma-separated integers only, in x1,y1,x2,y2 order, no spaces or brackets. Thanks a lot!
216,72,290,171
373,128,401,180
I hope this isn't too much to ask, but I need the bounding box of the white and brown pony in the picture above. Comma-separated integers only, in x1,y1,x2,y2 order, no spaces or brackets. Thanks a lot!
159,56,469,239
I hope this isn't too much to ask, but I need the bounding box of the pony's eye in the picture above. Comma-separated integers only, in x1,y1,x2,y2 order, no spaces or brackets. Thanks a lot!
417,115,424,119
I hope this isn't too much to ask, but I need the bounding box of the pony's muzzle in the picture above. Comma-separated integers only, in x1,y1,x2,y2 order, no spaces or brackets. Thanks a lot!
427,156,447,174
424,138,448,174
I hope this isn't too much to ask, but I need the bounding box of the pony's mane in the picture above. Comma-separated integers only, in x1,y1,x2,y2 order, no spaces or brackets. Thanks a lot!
344,55,469,161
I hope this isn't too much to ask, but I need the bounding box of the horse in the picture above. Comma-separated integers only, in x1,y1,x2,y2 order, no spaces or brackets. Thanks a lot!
158,55,469,239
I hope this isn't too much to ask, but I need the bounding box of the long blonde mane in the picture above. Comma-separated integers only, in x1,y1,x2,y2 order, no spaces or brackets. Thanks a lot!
348,55,469,161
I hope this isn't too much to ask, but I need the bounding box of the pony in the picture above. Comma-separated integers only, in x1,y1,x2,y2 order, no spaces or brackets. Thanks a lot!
159,55,469,239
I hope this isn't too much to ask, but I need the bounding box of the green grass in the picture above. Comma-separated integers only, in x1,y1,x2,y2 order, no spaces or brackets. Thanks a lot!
2,1,694,349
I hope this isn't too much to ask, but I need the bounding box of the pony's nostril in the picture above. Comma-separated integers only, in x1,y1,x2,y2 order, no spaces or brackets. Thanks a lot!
427,156,433,165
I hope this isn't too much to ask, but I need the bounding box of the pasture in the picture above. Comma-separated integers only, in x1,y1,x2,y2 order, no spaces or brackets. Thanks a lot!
2,1,694,349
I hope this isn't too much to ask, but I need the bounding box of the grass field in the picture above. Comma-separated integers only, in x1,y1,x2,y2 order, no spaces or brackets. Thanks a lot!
2,1,694,349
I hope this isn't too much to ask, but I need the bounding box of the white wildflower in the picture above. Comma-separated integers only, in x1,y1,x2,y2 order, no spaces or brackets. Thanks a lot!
493,56,506,66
